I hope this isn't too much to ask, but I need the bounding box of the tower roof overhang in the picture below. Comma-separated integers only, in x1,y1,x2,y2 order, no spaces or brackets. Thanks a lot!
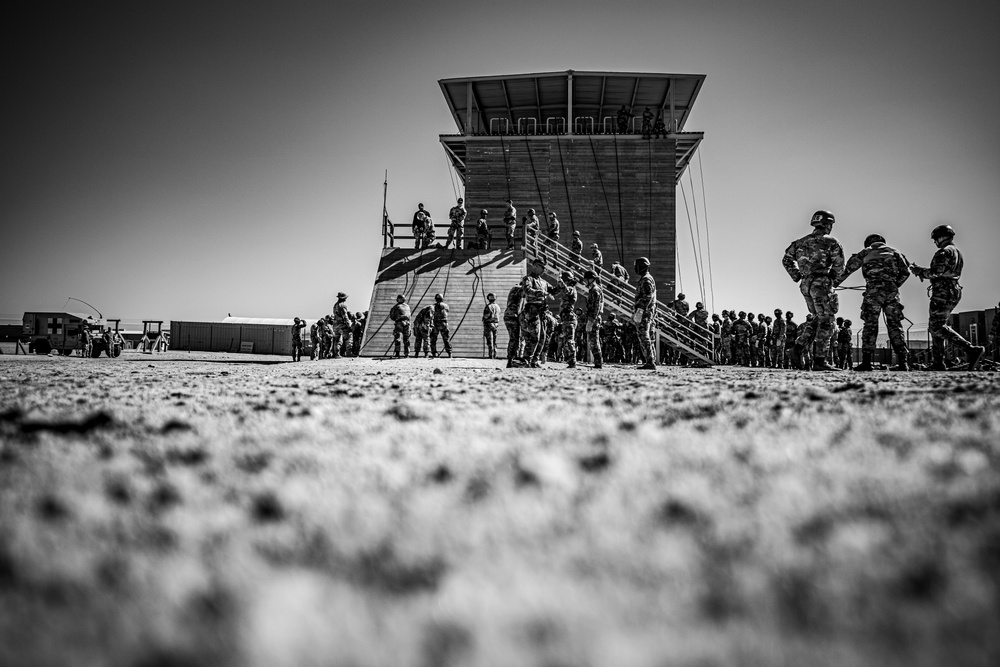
439,70,706,135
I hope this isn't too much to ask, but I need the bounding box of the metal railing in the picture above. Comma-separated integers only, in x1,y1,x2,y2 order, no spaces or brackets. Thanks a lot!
524,230,714,364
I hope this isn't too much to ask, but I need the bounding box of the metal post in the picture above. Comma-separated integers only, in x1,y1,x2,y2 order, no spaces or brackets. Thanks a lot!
466,82,473,135
567,71,573,136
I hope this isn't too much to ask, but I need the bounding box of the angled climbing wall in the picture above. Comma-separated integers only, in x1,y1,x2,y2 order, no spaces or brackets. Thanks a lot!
361,247,527,358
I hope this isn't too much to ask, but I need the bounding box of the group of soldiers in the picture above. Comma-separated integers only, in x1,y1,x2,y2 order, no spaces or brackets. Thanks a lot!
410,199,495,252
291,292,368,361
711,310,854,369
387,292,453,358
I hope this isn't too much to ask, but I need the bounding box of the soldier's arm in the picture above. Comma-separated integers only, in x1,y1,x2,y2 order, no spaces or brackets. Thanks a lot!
894,253,911,287
837,251,862,286
829,241,846,281
781,242,802,282
925,247,955,278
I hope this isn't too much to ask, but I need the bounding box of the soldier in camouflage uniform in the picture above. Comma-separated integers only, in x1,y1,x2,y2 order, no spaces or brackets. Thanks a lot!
320,316,334,359
430,293,453,358
571,230,584,257
611,261,629,283
352,312,366,356
720,310,732,365
910,225,985,370
783,210,845,371
711,313,722,363
476,209,491,250
747,312,759,367
732,311,752,366
331,293,353,359
504,285,523,368
763,315,774,367
482,292,501,359
308,321,319,360
674,294,690,317
689,302,709,331
633,257,657,370
551,271,579,368
518,257,549,367
771,308,786,368
547,212,561,245
784,312,798,369
837,319,853,369
413,305,433,358
412,204,428,249
445,198,466,250
389,294,411,358
291,317,306,362
423,214,436,248
991,300,1000,362
541,308,559,364
830,316,844,365
582,269,604,368
504,200,518,250
591,244,604,272
837,233,911,371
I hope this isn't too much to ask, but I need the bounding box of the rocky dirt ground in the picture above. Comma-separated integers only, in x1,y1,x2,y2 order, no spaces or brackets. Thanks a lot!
1,351,998,667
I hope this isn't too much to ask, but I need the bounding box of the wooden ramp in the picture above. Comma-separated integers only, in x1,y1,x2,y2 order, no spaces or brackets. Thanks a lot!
361,247,527,358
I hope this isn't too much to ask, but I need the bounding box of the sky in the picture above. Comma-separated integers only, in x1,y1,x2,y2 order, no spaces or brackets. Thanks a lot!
3,0,999,331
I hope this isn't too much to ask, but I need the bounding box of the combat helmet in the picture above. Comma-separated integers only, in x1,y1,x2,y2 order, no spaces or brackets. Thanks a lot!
434,293,443,302
481,208,488,216
487,292,496,301
560,271,576,283
634,256,650,268
864,233,886,247
810,210,835,226
931,224,955,240
396,294,406,303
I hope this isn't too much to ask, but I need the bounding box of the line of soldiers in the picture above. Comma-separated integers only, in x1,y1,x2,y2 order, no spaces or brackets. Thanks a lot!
300,292,367,361
387,293,452,358
782,210,986,372
410,199,494,251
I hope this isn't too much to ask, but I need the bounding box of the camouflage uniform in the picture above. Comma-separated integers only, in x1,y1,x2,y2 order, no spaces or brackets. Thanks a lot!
504,203,518,249
771,313,786,367
431,299,452,357
476,215,491,250
641,107,654,139
911,239,976,361
720,314,733,364
784,316,798,367
553,282,578,365
504,286,523,361
423,216,436,247
840,240,910,358
320,318,334,359
413,306,433,357
732,315,752,366
291,319,306,361
519,272,549,365
991,306,1000,362
592,246,604,271
547,214,560,245
633,270,657,365
412,208,427,249
571,234,584,256
389,301,411,357
352,313,366,356
446,203,466,249
332,301,353,358
541,309,558,363
482,299,501,358
783,228,845,358
689,305,708,330
837,323,853,369
611,262,629,283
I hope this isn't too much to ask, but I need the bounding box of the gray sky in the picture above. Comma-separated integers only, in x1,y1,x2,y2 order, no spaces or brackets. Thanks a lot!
3,0,998,328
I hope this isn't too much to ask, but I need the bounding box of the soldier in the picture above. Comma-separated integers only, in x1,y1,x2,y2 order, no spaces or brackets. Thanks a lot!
909,225,985,370
633,257,657,370
611,261,629,283
352,312,366,356
412,204,428,249
547,212,560,245
308,320,319,360
732,311,752,366
838,319,853,369
476,209,491,250
591,243,604,272
504,200,518,250
652,113,667,139
771,308,786,368
605,312,623,362
331,293,353,358
710,313,723,363
674,293,690,317
831,316,844,365
689,302,709,330
719,310,733,365
504,284,523,368
763,315,774,367
291,317,306,362
430,293,452,358
641,106,654,139
784,311,798,369
616,105,633,133
320,316,334,359
571,230,584,257
444,198,466,250
524,212,539,240
551,271,579,368
991,300,1000,362
518,257,549,367
482,292,501,359
541,307,558,364
413,304,433,358
783,210,845,371
836,233,912,371
423,213,436,248
389,294,411,358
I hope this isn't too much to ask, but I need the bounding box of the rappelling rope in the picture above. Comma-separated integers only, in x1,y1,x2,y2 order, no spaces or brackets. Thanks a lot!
587,135,623,264
697,152,716,314
523,135,548,221
679,180,706,302
687,167,708,306
554,135,576,235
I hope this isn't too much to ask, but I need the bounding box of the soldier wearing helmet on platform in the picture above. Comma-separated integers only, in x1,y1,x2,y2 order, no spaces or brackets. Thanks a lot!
910,225,985,370
446,197,466,250
430,293,452,358
641,106,654,139
632,257,657,370
412,203,428,249
611,261,629,283
836,232,911,371
782,209,845,371
591,243,604,271
475,209,491,250
389,294,411,358
482,292,501,359
571,230,584,257
504,200,518,249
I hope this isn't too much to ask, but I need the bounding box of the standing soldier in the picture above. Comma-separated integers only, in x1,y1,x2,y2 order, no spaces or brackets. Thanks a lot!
633,257,657,370
616,105,632,133
445,198,466,250
412,204,428,249
552,271,579,369
837,233,912,371
320,316,334,359
763,315,774,367
482,293,501,359
352,312,366,356
309,320,319,360
837,319,853,369
389,294,411,358
732,312,752,366
476,209,491,250
591,244,604,272
783,210,845,371
541,307,558,364
641,106,654,139
831,316,844,365
583,271,603,368
689,302,709,330
674,293,690,317
413,305,433,358
771,308,786,368
571,230,584,257
518,257,549,368
652,113,667,139
909,225,985,370
504,284,523,368
291,317,306,362
504,200,518,250
332,293,353,358
720,310,733,365
430,293,452,358
991,300,1000,362
611,261,629,283
547,212,560,245
79,325,92,358
784,311,798,369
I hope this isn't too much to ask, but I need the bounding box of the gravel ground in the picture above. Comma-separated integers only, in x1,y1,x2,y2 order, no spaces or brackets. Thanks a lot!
1,351,998,667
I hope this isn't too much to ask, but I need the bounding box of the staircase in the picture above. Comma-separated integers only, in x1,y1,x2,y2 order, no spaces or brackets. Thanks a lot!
524,231,714,365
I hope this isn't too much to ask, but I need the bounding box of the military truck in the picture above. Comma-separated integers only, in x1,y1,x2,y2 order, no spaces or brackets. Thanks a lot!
21,311,123,357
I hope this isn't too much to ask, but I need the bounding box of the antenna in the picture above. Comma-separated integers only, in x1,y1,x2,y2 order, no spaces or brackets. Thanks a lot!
66,297,102,319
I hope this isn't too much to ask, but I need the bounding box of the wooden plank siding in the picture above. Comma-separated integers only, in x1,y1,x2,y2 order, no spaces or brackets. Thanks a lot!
361,247,527,358
461,136,676,301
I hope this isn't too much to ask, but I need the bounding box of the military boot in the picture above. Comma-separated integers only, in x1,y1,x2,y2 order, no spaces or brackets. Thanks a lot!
889,348,909,371
392,342,400,359
929,350,948,371
967,345,986,371
812,356,839,371
790,343,804,370
403,343,410,358
854,350,874,372
567,359,577,369
593,352,603,369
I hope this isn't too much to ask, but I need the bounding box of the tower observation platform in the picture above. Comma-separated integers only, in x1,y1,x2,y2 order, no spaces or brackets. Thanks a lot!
361,70,710,361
